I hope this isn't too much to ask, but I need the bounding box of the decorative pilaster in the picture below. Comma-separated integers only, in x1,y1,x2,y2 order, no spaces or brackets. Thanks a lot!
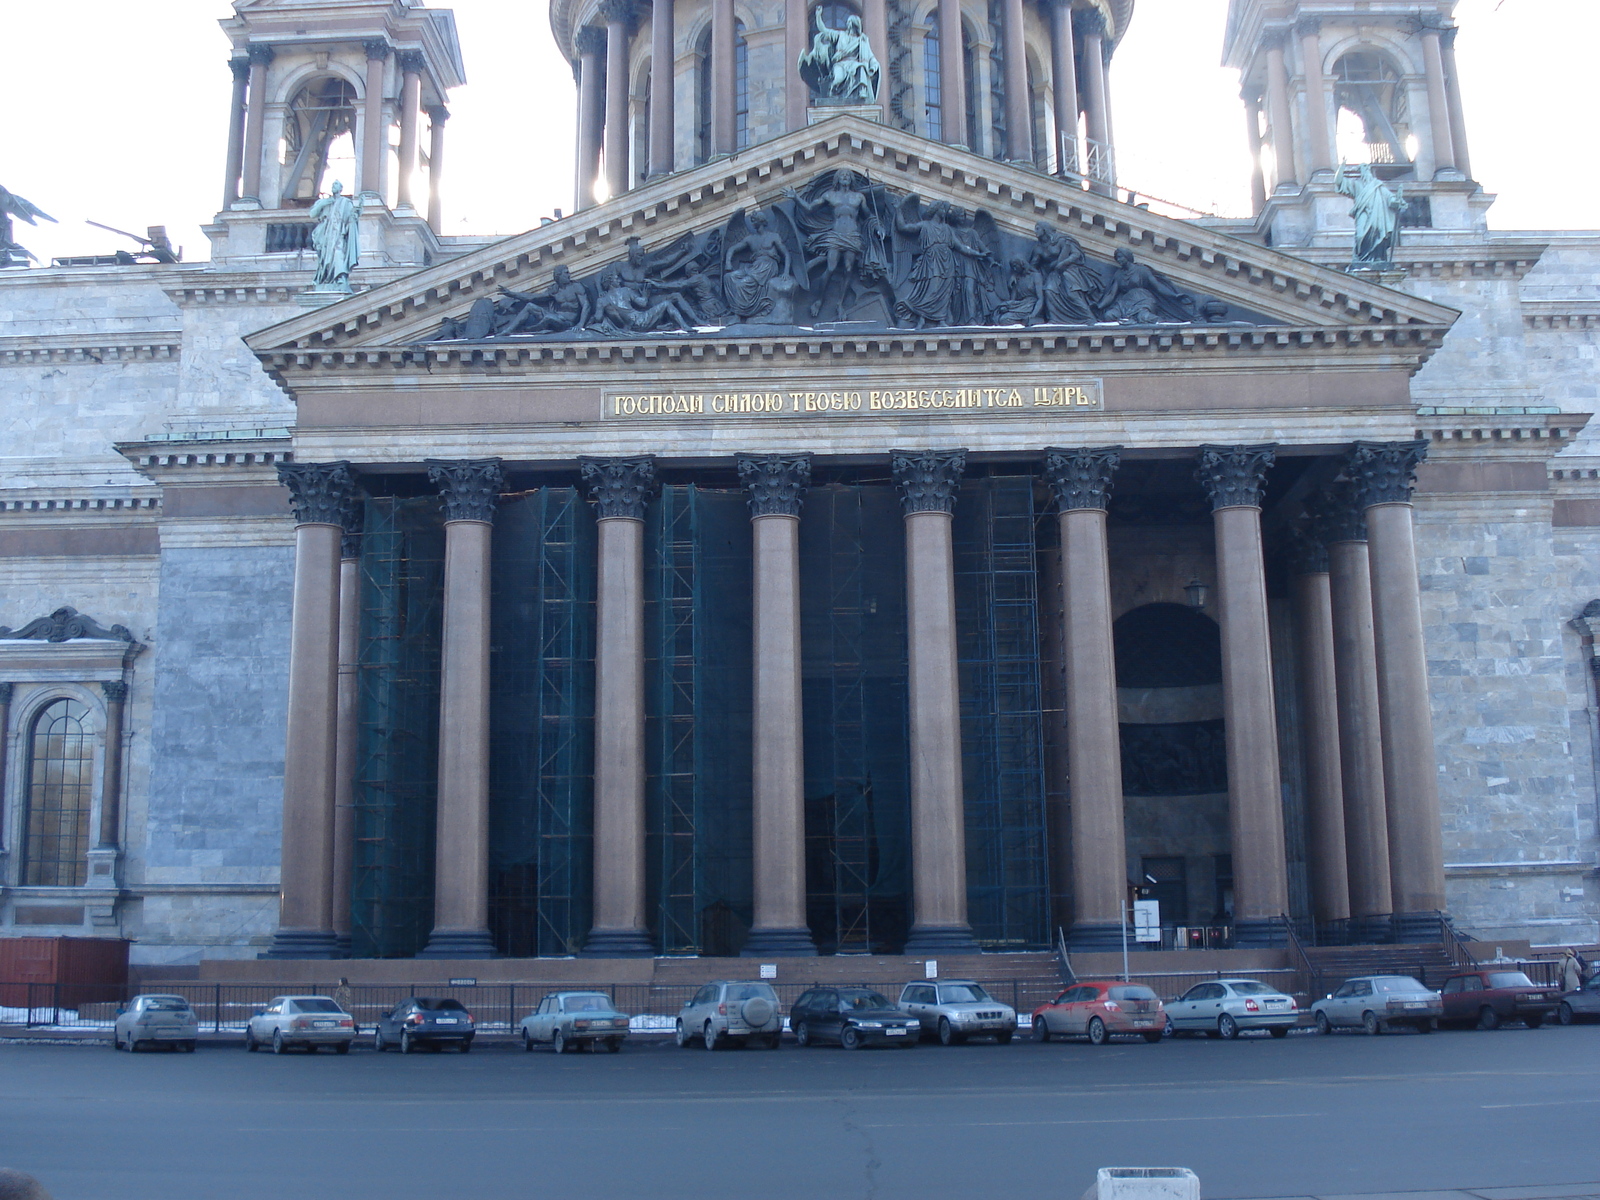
1043,447,1128,950
581,455,659,956
892,449,978,953
1196,444,1288,946
737,453,817,956
419,458,503,958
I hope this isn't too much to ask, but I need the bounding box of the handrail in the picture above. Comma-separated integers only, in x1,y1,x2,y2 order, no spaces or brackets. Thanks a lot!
1055,925,1078,985
1280,912,1322,999
1440,912,1478,967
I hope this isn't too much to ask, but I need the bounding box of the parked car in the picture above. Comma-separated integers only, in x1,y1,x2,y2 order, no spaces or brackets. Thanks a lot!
1031,981,1167,1045
789,987,920,1049
520,991,631,1054
373,997,476,1052
896,980,1017,1045
1311,975,1441,1035
1558,976,1600,1025
1439,970,1559,1030
676,981,784,1049
1164,978,1298,1039
244,995,356,1054
114,994,199,1052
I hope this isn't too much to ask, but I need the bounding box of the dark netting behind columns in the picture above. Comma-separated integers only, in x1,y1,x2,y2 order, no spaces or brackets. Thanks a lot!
799,484,913,955
644,485,755,956
953,475,1051,949
352,497,445,958
488,489,597,957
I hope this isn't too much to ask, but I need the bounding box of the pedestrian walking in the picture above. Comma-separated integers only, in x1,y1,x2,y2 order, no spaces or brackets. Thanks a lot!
1561,949,1581,993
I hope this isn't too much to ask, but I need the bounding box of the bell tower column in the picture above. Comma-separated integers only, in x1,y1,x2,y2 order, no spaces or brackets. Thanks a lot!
360,40,392,201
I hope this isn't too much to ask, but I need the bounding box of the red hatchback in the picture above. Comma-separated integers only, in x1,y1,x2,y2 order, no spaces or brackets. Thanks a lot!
1032,981,1168,1045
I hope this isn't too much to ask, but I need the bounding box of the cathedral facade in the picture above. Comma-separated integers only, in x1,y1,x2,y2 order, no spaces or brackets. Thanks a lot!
0,0,1596,966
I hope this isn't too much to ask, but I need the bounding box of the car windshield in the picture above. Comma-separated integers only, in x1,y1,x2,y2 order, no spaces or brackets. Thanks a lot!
1108,985,1158,1002
1485,972,1535,989
1372,977,1424,993
144,997,191,1012
293,998,344,1013
839,990,891,1009
416,998,467,1011
938,984,991,1003
563,994,612,1012
725,984,777,1002
1228,981,1280,997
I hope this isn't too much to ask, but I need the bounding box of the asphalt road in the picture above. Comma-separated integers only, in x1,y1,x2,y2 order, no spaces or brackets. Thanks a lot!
3,1023,1598,1200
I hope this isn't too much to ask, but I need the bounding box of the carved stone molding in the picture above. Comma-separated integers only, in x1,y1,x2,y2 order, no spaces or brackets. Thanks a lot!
100,680,129,704
362,39,392,61
398,49,427,74
579,456,658,520
1043,446,1122,512
278,461,356,527
246,44,275,66
1073,7,1107,39
1195,444,1276,510
425,458,505,524
426,104,450,124
1293,16,1322,38
737,453,812,518
597,0,636,25
1283,522,1329,576
576,26,606,56
0,607,138,644
229,56,252,81
891,449,967,515
1347,439,1428,508
1307,483,1367,544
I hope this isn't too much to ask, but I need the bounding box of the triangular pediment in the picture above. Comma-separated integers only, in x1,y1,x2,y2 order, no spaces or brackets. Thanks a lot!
246,115,1457,365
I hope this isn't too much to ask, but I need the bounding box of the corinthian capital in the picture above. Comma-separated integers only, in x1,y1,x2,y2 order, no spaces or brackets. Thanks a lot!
1346,439,1428,508
362,39,392,61
576,26,607,56
425,458,505,523
1195,444,1276,510
1307,482,1366,544
579,455,658,520
1043,446,1121,512
278,461,357,527
1283,522,1329,576
891,449,966,515
737,453,811,518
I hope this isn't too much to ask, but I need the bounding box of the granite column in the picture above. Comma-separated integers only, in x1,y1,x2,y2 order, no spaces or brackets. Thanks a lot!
1420,21,1457,175
1078,9,1111,193
331,526,363,956
223,57,251,207
1048,0,1080,176
360,40,391,200
1002,0,1032,162
711,0,736,155
603,0,633,197
576,29,606,210
240,45,274,203
1295,17,1332,176
939,0,968,148
648,0,675,175
426,105,449,230
1264,35,1296,189
396,52,425,210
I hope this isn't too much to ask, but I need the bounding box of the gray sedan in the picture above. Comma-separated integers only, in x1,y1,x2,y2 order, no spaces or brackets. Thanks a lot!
1165,979,1298,1039
1311,975,1441,1034
897,980,1018,1045
520,991,631,1053
244,995,357,1054
1558,976,1600,1024
114,994,199,1052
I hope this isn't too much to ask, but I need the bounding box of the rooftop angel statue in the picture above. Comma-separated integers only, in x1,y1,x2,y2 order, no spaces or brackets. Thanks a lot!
0,185,58,264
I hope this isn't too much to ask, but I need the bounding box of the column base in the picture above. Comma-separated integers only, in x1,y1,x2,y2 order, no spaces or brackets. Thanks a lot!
334,934,353,958
1390,911,1446,944
1067,921,1127,952
416,928,498,959
1231,917,1288,948
1351,913,1393,945
740,927,818,957
264,928,341,959
581,928,655,957
902,924,981,954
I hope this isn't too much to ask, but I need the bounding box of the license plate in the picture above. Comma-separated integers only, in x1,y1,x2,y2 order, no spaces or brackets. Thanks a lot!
435,1018,459,1024
314,1021,335,1029
1132,1019,1153,1027
886,1028,907,1036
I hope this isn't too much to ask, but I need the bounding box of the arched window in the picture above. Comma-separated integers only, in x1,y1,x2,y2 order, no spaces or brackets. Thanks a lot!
1333,51,1413,169
281,77,358,206
21,698,95,887
695,21,750,165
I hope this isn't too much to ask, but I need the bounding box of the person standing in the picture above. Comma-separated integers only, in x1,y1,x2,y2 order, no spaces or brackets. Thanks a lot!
1562,949,1582,994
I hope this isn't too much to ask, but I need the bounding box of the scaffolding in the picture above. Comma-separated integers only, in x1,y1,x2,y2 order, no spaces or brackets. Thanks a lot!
487,489,596,957
352,497,444,958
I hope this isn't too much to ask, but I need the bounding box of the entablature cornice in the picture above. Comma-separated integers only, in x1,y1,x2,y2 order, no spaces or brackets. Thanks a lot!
1292,242,1549,283
116,438,295,487
1415,410,1590,461
0,493,161,518
0,334,182,367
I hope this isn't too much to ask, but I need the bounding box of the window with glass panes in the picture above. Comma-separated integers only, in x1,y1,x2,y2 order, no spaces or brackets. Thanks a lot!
21,698,95,887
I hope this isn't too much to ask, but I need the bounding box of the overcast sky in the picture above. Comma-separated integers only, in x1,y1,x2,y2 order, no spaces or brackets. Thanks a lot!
2,0,1594,265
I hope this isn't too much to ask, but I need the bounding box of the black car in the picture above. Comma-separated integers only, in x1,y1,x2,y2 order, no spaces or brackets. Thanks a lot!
789,988,920,1049
373,997,476,1053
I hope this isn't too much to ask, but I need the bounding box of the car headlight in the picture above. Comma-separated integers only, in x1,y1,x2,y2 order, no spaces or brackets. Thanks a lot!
858,1021,883,1028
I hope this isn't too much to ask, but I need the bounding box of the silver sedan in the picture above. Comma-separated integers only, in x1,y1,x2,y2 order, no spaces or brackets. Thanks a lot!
1164,979,1298,1039
244,995,357,1054
114,994,200,1052
520,991,631,1053
1558,976,1600,1024
897,980,1018,1045
1311,975,1442,1034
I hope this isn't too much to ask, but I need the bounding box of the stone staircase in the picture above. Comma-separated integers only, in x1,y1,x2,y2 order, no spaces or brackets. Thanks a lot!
1301,942,1464,995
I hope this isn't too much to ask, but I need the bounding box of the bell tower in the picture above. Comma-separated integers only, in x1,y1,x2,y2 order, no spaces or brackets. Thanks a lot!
1223,0,1492,252
208,0,466,269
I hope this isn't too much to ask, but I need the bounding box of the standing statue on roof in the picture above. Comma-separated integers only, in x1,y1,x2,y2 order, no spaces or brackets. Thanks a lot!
0,184,58,266
309,180,361,292
1337,162,1406,267
797,9,881,103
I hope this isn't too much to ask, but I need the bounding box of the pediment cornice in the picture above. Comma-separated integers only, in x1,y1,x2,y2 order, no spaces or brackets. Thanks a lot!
245,116,1459,371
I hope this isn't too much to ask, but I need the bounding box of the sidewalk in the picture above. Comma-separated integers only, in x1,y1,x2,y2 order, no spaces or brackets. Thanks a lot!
1247,1186,1600,1200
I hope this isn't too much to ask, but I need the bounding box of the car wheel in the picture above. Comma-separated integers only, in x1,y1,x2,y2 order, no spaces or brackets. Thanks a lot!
1477,1006,1501,1031
795,1022,812,1048
374,1028,388,1052
1416,1019,1436,1033
1218,1013,1239,1040
1361,1011,1382,1036
401,1030,416,1054
185,1041,198,1053
1087,1017,1108,1046
523,1030,535,1052
335,1042,351,1055
765,1034,781,1050
1524,1013,1543,1030
1033,1016,1051,1043
245,1029,259,1053
552,1029,567,1055
605,1038,622,1053
938,1017,960,1046
1269,1026,1290,1039
996,1030,1014,1045
127,1036,141,1053
1314,1011,1332,1036
272,1030,286,1054
675,1020,691,1048
703,1022,720,1051
460,1038,473,1053
1559,1002,1575,1026
841,1026,863,1051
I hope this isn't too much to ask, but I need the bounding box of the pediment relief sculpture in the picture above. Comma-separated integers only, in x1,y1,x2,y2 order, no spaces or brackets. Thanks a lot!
424,170,1255,344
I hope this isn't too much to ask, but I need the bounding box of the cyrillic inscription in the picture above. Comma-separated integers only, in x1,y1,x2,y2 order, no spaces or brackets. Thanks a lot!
604,381,1102,420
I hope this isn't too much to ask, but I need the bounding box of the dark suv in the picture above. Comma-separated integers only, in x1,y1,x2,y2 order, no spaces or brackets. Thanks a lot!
1440,970,1559,1030
790,987,921,1049
373,997,476,1052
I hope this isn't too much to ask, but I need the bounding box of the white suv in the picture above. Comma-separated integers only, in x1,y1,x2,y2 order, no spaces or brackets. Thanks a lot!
676,981,783,1049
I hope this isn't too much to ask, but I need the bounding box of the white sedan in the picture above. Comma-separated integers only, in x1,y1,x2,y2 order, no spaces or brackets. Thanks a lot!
1165,978,1298,1039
